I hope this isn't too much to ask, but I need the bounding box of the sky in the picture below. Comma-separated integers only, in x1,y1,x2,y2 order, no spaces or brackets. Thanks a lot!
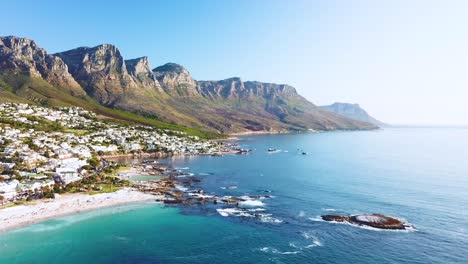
2,0,468,125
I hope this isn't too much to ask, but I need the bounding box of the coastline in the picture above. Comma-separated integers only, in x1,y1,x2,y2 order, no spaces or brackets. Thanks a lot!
99,152,172,159
0,188,159,234
0,129,375,234
229,130,289,136
228,127,379,139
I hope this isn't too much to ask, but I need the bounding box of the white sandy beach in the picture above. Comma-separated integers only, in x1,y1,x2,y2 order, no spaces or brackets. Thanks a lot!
0,188,157,233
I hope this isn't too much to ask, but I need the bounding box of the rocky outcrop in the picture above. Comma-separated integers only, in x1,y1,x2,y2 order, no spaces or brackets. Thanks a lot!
321,102,385,126
321,214,410,230
0,36,84,95
152,63,198,96
125,56,162,91
55,44,138,105
197,79,298,99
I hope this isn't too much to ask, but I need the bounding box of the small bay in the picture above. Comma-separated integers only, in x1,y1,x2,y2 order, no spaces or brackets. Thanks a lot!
1,128,467,264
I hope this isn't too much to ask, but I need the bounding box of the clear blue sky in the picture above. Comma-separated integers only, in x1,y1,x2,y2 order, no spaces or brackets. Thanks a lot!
2,0,468,125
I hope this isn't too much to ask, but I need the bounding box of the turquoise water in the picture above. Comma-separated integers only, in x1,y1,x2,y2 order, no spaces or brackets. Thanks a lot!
1,128,468,263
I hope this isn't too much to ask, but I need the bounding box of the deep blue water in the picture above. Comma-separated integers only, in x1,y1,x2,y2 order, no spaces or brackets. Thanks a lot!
1,128,468,263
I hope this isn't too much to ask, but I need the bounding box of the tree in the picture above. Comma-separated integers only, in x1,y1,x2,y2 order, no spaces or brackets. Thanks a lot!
88,157,99,169
53,184,62,194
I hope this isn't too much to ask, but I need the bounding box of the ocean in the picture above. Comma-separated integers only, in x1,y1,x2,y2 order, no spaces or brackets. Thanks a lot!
1,128,467,263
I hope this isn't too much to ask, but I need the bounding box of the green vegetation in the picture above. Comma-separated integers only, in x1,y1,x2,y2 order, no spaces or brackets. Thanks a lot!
0,115,64,132
0,74,224,139
63,128,89,136
63,175,130,195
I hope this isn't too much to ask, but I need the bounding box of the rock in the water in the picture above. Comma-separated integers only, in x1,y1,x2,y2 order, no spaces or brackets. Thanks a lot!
349,214,406,230
321,215,349,222
321,213,408,230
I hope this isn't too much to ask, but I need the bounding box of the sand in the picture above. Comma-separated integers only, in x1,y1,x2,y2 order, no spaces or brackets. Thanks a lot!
0,188,158,233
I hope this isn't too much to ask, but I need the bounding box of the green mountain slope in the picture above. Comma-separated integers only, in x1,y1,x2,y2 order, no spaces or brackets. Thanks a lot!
1,36,378,135
0,74,222,139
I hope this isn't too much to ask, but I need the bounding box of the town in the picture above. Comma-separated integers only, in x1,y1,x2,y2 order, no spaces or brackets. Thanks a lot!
0,103,228,205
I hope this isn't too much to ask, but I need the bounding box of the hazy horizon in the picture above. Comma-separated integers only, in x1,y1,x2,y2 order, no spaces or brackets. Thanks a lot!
2,0,467,126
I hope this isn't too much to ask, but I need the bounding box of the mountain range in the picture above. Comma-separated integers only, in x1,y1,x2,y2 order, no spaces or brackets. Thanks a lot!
0,36,377,137
320,103,386,126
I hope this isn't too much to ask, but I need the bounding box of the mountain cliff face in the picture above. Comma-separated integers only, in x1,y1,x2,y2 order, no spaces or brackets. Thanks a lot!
0,36,84,96
194,78,374,131
125,56,161,91
55,44,139,105
0,36,378,134
320,102,385,126
153,63,198,96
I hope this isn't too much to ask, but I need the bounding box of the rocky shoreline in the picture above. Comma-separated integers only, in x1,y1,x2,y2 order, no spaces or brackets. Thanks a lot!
118,159,282,223
1,146,413,233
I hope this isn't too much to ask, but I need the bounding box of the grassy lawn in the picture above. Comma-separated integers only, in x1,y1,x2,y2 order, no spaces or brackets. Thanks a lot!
88,183,122,195
0,199,32,209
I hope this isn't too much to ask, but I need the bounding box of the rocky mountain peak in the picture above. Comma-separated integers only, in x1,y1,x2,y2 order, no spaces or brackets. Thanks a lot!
55,44,138,105
125,56,161,90
152,63,197,96
320,102,385,126
197,79,298,100
126,56,150,72
0,36,83,95
243,82,298,98
153,63,187,74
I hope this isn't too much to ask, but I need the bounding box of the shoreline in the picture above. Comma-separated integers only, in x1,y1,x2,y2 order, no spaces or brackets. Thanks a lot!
229,130,289,136
0,129,374,234
99,152,172,159
0,188,159,234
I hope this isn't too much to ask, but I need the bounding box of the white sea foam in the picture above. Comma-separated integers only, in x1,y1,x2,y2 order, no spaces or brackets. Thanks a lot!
260,216,283,223
308,216,325,222
344,221,418,233
216,208,231,217
247,208,266,212
289,242,300,249
175,185,188,191
238,200,265,208
187,192,214,199
305,241,322,248
216,208,254,218
258,247,299,255
301,231,323,247
239,195,272,200
220,185,238,190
